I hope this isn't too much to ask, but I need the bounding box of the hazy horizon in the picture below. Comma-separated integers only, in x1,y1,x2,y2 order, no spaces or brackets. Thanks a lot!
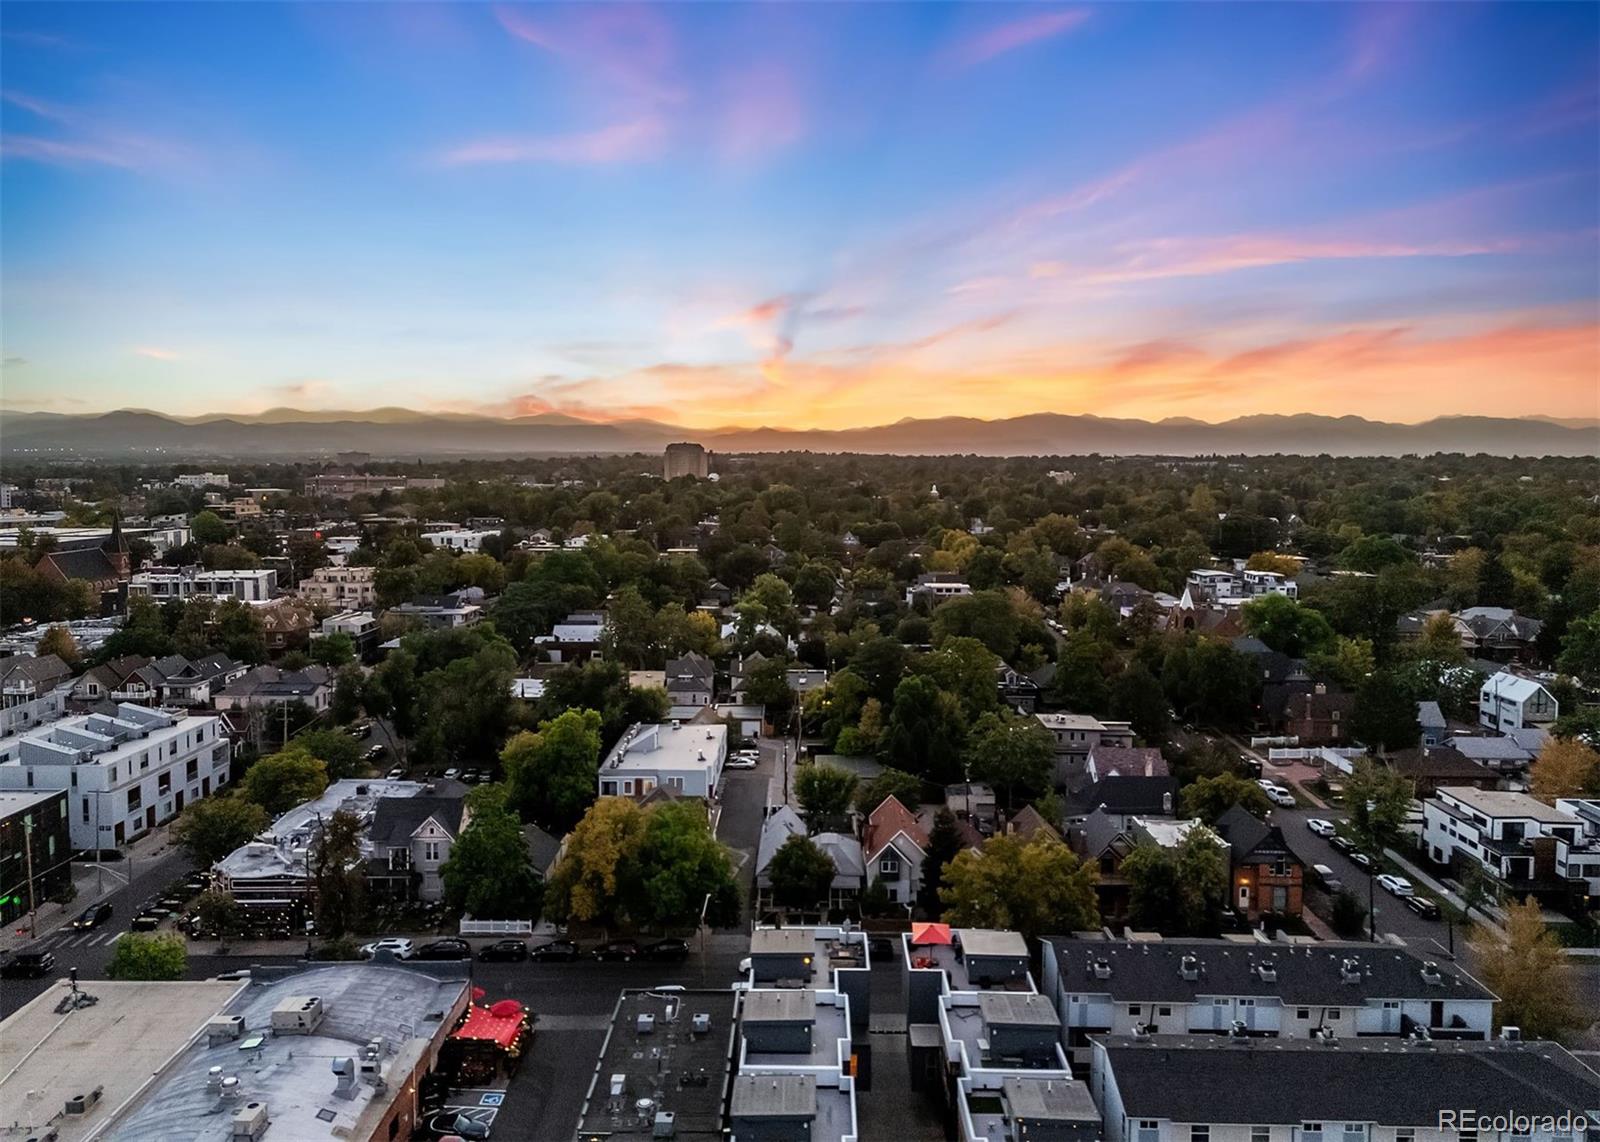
2,2,1597,429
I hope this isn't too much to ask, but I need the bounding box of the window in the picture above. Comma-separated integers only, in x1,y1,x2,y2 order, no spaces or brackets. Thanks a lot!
1238,998,1255,1008
1341,1125,1366,1142
880,857,900,875
1296,1008,1309,1020
1252,1129,1270,1142
1192,1128,1209,1142
1136,1122,1160,1142
1158,1006,1172,1017
1395,1131,1414,1142
1326,1009,1340,1020
423,841,442,862
127,787,142,812
1300,1125,1323,1142
1128,1005,1142,1016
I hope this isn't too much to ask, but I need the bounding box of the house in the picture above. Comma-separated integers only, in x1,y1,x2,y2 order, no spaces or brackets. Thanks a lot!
1479,671,1558,732
257,596,316,653
71,655,156,706
1417,700,1448,746
213,664,335,715
0,653,73,704
534,609,604,661
1212,805,1304,919
1073,776,1179,827
420,527,498,552
0,703,231,848
317,609,381,660
664,651,716,707
1040,938,1497,1056
365,793,468,902
1423,787,1591,896
1035,713,1136,788
1073,808,1140,923
1282,683,1355,745
297,564,377,608
1085,745,1168,784
785,668,829,697
1457,606,1544,660
1552,799,1600,897
1003,804,1062,844
32,526,130,600
597,721,727,800
1386,745,1496,797
388,592,483,632
906,572,972,607
755,806,864,912
1088,1037,1597,1142
995,663,1043,711
1447,732,1536,774
862,795,929,905
145,653,248,707
729,651,769,700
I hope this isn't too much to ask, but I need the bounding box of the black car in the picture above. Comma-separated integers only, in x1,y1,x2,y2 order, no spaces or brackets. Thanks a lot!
1349,850,1375,871
72,902,113,930
478,939,529,963
529,940,580,962
643,938,689,962
130,911,166,931
413,938,472,961
0,951,55,979
1405,896,1442,920
592,939,642,962
1329,834,1357,854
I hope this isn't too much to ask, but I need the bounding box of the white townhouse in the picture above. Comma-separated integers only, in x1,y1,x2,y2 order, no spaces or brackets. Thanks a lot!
1422,787,1590,894
597,720,727,800
1478,672,1558,732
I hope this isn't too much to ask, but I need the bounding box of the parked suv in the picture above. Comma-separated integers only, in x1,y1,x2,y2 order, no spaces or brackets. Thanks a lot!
1,951,56,979
413,938,472,961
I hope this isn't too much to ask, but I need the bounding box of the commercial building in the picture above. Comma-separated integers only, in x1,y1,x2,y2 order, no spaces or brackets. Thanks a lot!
0,788,72,926
420,528,499,552
1088,1035,1599,1142
129,566,278,603
598,721,727,800
0,703,230,849
664,441,712,480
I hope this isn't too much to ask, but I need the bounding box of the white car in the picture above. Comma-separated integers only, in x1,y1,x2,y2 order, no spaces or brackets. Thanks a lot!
1306,818,1337,837
1376,874,1415,898
725,756,757,770
359,938,415,960
443,768,461,780
1268,789,1296,808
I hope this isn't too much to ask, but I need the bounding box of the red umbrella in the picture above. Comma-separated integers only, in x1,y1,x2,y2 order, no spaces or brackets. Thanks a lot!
471,986,487,1002
489,998,524,1018
911,922,952,945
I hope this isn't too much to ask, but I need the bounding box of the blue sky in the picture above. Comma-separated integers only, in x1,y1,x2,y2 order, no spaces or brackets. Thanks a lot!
2,2,1596,427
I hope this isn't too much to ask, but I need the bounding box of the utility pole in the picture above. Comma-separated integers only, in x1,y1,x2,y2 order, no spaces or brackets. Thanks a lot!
22,817,38,939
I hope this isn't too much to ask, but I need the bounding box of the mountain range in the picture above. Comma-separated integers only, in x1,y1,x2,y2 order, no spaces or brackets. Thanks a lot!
1,409,1595,459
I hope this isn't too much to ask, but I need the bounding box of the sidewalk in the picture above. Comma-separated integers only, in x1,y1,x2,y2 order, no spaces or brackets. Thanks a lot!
1382,845,1506,934
2,825,183,954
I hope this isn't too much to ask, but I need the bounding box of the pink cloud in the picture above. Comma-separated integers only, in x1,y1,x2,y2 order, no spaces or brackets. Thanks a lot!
716,65,807,163
0,90,205,176
132,346,179,361
942,8,1090,70
493,4,682,107
440,117,667,166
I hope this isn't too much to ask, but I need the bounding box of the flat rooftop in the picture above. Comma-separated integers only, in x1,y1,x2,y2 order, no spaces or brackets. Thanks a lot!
0,979,246,1142
964,1077,1100,1142
742,993,850,1072
730,1075,857,1142
750,928,869,988
905,935,1035,995
1436,787,1580,824
106,964,469,1142
578,989,739,1141
602,722,726,774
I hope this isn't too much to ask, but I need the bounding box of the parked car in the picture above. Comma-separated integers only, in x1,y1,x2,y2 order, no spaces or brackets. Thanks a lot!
592,939,642,962
359,938,416,960
1267,789,1296,807
443,768,462,780
1405,895,1441,919
0,951,55,979
1376,874,1415,898
529,940,580,962
413,938,472,961
460,770,481,784
72,902,113,930
1329,833,1357,855
386,767,405,780
348,722,372,740
1236,755,1263,777
363,744,387,762
1311,864,1344,894
130,911,166,931
426,1111,490,1140
1306,818,1337,838
725,756,757,770
1349,850,1375,871
478,939,529,963
644,938,690,962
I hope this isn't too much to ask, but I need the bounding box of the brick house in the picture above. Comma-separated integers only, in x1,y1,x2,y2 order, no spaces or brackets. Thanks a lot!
1213,805,1304,920
1281,682,1355,745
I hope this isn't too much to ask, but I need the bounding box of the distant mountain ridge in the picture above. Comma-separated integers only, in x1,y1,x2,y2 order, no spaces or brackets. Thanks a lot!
1,408,1594,459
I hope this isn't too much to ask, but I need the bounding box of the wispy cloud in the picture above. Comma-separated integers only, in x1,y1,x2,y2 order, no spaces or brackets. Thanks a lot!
132,346,180,361
440,117,667,166
1,90,201,175
941,8,1090,71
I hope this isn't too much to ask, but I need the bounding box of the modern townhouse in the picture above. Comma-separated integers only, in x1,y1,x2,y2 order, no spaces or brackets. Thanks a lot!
1422,787,1591,896
129,565,278,603
297,564,377,608
1478,673,1558,733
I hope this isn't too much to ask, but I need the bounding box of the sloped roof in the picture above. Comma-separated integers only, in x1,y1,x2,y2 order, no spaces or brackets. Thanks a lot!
1006,804,1062,843
863,795,928,859
1416,701,1447,729
1089,745,1168,779
1387,746,1493,782
368,794,466,849
1080,776,1178,816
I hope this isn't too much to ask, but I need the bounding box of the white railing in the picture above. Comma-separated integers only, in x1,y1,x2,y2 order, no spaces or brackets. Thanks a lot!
459,918,533,936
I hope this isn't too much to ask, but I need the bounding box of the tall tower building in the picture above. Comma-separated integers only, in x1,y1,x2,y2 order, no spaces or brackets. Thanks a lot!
663,441,711,480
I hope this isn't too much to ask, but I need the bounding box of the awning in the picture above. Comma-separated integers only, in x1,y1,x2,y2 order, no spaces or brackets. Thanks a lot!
911,922,952,945
451,1002,527,1052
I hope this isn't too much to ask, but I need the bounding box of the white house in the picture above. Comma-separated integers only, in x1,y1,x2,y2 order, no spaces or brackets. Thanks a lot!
1422,787,1587,892
129,566,278,603
421,528,498,553
297,564,376,608
0,703,230,849
1478,672,1558,732
597,721,727,800
862,795,929,905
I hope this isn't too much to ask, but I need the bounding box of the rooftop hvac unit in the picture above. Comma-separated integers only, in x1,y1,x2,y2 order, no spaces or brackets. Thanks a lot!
219,1076,242,1102
1179,955,1199,981
63,1087,103,1117
1256,959,1277,983
1420,962,1444,986
271,995,325,1035
332,1057,358,1100
207,1015,246,1043
653,1110,677,1138
691,1012,711,1034
1339,958,1363,984
1091,958,1112,980
208,1066,226,1092
610,1074,626,1097
1500,1026,1521,1041
636,1013,656,1034
231,1101,270,1141
359,1057,384,1085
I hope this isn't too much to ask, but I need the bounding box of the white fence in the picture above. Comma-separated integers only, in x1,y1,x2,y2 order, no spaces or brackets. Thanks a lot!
459,918,534,937
1251,735,1299,748
1266,746,1367,773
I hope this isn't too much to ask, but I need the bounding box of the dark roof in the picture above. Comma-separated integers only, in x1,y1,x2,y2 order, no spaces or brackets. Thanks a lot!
37,546,120,583
1096,1036,1599,1125
1284,687,1356,720
368,795,465,848
1387,746,1493,782
1079,776,1178,816
1213,806,1299,867
0,654,72,690
1046,938,1495,1006
522,823,561,876
1261,680,1314,725
1076,807,1133,859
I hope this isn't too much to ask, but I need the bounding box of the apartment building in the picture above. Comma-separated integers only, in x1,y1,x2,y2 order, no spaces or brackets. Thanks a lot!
1037,713,1137,787
297,564,377,608
129,566,278,603
1422,787,1595,896
0,703,231,849
597,721,727,800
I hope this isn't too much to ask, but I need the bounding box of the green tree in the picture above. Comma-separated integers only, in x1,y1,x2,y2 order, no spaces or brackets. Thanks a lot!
311,808,367,938
1340,535,1413,573
99,595,175,659
1242,594,1336,658
1350,669,1421,752
628,800,740,928
1306,635,1375,689
795,764,858,831
917,808,966,916
330,665,365,725
1470,897,1586,1042
1330,889,1368,937
849,636,909,704
544,797,649,926
416,638,518,765
964,711,1054,811
744,657,798,728
1180,773,1273,823
602,584,659,669
365,649,422,738
765,833,837,911
503,709,604,831
292,729,365,781
214,598,268,664
853,767,923,814
940,833,1099,942
1556,607,1600,688
37,625,80,666
1344,758,1414,857
172,796,270,865
745,572,800,638
879,674,967,784
1121,831,1228,935
1108,662,1170,742
309,632,356,668
239,751,329,816
194,889,245,944
441,786,545,921
919,636,1000,721
191,510,230,545
1052,630,1115,714
931,591,1023,659
108,932,187,980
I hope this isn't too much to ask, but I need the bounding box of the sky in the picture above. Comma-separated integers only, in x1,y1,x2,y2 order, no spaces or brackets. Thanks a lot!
1,2,1597,429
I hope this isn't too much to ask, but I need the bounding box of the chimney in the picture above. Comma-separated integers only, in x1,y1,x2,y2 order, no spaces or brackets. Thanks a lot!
1340,958,1363,984
1179,955,1200,982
